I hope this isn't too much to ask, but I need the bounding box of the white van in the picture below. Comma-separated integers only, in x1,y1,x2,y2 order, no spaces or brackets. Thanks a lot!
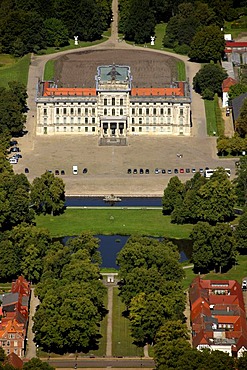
72,165,78,175
9,158,18,164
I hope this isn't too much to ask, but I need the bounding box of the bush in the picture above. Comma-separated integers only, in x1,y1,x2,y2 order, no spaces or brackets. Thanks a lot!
174,44,190,55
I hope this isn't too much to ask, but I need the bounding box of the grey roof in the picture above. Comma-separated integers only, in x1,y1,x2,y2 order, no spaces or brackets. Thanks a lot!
97,65,130,82
22,296,29,306
232,93,247,121
2,293,18,306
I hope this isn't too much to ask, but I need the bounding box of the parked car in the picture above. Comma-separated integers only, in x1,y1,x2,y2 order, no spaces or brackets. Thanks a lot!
12,153,22,159
24,167,29,174
127,168,132,174
140,168,144,174
180,168,184,173
161,169,166,174
83,168,88,174
9,157,18,164
167,169,172,174
55,169,59,175
10,140,18,147
174,168,179,174
61,170,65,175
145,168,149,174
186,168,190,173
192,168,196,173
155,168,160,174
242,280,247,290
133,169,137,174
10,147,20,153
199,168,204,173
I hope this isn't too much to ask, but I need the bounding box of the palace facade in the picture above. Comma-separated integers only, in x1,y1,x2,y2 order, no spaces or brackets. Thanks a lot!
36,65,191,140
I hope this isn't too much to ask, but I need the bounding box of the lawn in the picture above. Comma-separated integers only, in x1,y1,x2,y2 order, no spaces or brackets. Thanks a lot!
0,54,30,88
112,287,143,357
182,255,247,290
35,209,194,238
44,60,55,80
204,99,217,136
177,60,186,80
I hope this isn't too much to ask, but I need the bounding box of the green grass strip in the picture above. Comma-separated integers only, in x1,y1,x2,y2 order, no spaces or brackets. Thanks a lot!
44,60,55,80
35,208,194,239
204,99,217,136
214,95,224,137
177,60,186,80
112,287,143,357
0,54,30,88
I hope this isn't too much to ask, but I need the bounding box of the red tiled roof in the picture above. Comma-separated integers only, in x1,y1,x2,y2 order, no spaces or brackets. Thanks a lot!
131,87,184,97
43,87,97,97
226,41,247,48
222,77,237,92
6,353,23,369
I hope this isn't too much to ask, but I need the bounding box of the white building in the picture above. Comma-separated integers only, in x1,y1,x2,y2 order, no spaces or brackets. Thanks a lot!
36,65,191,141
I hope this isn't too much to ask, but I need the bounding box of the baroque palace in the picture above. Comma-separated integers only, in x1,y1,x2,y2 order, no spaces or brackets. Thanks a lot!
36,65,191,142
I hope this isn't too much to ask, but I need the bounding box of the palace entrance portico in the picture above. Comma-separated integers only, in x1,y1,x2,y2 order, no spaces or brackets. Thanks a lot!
100,117,127,138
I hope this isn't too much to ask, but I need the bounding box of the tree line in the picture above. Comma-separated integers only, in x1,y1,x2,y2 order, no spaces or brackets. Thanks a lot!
0,0,112,56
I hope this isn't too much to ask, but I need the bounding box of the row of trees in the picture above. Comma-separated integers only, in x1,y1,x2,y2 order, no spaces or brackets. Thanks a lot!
162,169,236,224
33,233,107,354
217,135,247,156
153,320,247,370
116,236,185,346
0,0,112,55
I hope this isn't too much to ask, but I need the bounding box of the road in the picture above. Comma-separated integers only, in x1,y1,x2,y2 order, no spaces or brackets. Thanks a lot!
26,289,40,359
43,358,155,368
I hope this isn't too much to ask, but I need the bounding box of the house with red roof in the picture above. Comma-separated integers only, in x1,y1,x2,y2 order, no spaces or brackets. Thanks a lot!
189,277,247,357
0,277,30,358
222,77,237,107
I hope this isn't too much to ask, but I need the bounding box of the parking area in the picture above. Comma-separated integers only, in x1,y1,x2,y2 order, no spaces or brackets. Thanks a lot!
14,135,237,196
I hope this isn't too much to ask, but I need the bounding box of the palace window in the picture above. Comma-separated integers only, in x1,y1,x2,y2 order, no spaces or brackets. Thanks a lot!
71,127,74,132
180,109,183,116
132,108,135,114
92,108,95,114
63,108,67,114
44,108,47,115
132,118,134,124
120,98,123,106
139,118,142,124
85,117,88,124
92,117,95,124
153,108,157,115
56,108,59,115
64,127,66,132
78,108,81,115
56,127,59,132
104,108,107,115
112,98,115,106
132,127,135,132
92,127,95,132
139,127,142,132
78,127,81,132
85,127,88,132
71,108,74,114
112,108,116,116
161,108,164,115
120,108,123,115
146,108,149,115
85,108,88,115
168,108,171,115
104,98,107,106
139,108,142,115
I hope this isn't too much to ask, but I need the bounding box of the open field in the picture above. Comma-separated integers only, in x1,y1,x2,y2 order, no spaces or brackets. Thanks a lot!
35,209,194,238
112,287,143,357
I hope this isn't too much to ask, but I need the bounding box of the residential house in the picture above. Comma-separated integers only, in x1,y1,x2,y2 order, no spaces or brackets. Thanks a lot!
0,277,30,358
222,77,237,107
189,277,247,357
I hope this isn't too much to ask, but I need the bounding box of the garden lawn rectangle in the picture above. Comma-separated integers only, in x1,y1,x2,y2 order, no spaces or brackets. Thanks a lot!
112,287,143,357
204,99,217,136
35,208,193,238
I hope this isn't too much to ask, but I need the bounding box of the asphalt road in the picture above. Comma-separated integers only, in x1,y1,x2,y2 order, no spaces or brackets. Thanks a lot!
44,358,155,368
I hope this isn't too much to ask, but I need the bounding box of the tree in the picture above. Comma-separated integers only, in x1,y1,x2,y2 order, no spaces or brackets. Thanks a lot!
23,358,55,370
235,209,247,251
162,176,184,215
30,171,65,215
238,352,247,370
228,83,247,101
189,25,225,62
123,0,156,43
193,63,227,98
234,156,247,206
191,221,236,273
235,98,247,137
44,18,69,47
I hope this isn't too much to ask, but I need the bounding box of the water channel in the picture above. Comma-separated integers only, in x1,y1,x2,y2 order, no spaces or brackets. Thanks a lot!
59,235,193,269
65,196,162,207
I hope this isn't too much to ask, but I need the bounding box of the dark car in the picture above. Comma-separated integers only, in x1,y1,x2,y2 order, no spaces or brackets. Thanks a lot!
145,168,149,174
155,168,160,174
186,168,190,173
24,167,29,174
61,170,65,175
127,168,132,174
161,169,166,174
133,169,138,174
174,168,178,174
10,147,20,153
140,168,144,174
55,170,59,175
10,140,18,147
83,168,88,174
13,153,22,159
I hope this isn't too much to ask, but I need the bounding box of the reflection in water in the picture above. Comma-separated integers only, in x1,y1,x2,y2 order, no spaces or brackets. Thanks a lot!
58,235,193,269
